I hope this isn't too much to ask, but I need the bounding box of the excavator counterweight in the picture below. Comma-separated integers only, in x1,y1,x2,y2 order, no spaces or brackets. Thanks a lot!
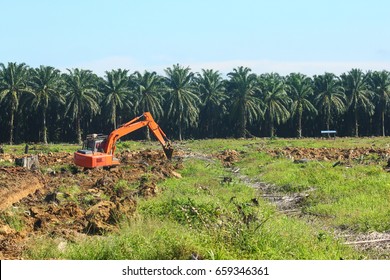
74,112,173,168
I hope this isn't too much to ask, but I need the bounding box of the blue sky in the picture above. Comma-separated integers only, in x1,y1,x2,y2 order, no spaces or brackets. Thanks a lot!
1,0,390,76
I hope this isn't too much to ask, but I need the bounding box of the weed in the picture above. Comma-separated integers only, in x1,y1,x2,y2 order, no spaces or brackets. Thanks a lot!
0,208,25,232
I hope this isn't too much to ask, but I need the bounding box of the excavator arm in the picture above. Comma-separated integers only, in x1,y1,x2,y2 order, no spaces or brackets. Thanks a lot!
103,112,173,159
74,112,173,168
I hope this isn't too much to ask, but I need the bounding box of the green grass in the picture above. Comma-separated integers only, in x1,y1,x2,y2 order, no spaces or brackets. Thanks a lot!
0,208,25,232
184,137,390,152
20,137,390,259
25,157,359,260
116,140,159,152
236,148,390,232
1,143,79,154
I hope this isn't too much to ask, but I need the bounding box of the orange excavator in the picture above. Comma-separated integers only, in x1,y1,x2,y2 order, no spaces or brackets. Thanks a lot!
74,112,173,168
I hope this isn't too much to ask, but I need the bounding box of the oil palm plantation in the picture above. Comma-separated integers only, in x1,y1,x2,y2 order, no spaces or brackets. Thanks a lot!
195,69,226,138
130,70,165,140
286,73,317,138
369,70,390,136
341,69,374,137
164,64,200,140
0,62,33,144
226,66,262,138
63,69,101,144
29,66,64,144
101,69,132,130
313,73,346,132
259,73,291,137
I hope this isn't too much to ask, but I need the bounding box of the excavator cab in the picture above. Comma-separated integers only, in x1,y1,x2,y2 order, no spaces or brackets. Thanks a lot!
74,134,119,168
78,134,107,154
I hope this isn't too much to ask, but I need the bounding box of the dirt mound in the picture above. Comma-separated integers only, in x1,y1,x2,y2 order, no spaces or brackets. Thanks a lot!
84,201,118,234
35,152,74,166
216,149,241,167
0,230,25,259
138,180,158,198
0,168,44,211
29,203,86,232
266,147,390,162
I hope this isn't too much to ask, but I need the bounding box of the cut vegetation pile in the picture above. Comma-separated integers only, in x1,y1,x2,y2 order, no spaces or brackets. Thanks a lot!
265,147,390,163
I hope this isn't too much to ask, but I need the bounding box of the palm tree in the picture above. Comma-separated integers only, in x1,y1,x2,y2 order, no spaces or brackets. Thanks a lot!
195,69,226,138
259,73,291,137
0,62,33,144
341,69,374,137
164,64,200,140
29,65,64,144
63,69,101,144
226,66,262,138
369,70,390,136
130,71,165,140
102,69,132,130
313,73,346,132
286,73,317,138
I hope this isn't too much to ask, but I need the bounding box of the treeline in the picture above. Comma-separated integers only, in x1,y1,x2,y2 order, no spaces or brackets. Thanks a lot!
1,62,390,144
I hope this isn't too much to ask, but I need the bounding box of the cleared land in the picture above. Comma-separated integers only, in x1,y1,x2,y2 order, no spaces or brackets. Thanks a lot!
0,138,389,259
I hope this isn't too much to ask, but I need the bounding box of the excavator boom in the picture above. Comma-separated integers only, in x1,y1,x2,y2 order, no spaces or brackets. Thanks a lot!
74,112,173,168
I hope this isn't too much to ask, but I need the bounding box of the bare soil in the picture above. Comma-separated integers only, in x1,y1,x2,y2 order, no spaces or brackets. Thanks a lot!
265,147,390,164
0,149,181,259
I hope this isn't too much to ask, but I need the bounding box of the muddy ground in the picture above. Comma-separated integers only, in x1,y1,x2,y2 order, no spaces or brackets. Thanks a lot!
0,149,182,259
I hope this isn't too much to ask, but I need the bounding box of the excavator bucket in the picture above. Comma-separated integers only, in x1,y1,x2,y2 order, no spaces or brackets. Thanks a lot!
163,143,174,160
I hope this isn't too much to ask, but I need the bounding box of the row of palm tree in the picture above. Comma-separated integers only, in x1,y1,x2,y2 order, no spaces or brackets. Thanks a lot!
1,62,390,144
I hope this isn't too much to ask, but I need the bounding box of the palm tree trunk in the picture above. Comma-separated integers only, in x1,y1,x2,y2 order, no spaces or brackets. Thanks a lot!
43,108,48,144
9,110,14,145
113,107,117,130
178,114,182,141
145,127,151,141
382,110,385,136
298,110,302,138
355,110,359,137
76,115,82,144
326,116,330,131
241,115,246,138
326,106,330,134
238,105,246,138
210,117,214,138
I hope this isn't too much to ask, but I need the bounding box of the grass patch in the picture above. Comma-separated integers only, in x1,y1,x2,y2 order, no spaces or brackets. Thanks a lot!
0,208,25,232
236,148,390,232
136,159,358,259
2,143,78,155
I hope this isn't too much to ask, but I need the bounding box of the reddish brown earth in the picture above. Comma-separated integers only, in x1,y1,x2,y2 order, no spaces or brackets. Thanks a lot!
265,147,390,163
0,150,181,259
